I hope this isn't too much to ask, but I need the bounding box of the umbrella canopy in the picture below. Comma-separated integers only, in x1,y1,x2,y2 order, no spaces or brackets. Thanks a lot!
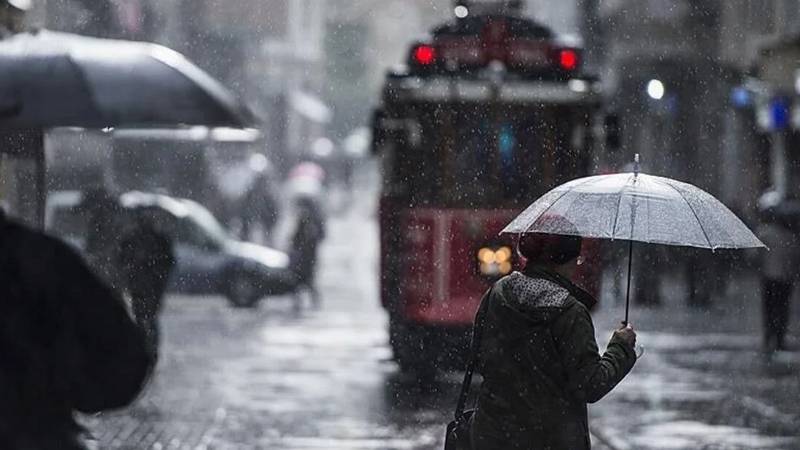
502,172,765,250
503,168,764,325
0,30,254,129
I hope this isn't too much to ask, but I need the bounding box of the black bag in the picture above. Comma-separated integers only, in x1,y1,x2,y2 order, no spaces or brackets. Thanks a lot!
444,289,490,450
444,409,475,450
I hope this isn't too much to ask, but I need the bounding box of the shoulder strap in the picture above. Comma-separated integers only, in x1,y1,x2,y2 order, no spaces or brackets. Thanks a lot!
454,286,492,419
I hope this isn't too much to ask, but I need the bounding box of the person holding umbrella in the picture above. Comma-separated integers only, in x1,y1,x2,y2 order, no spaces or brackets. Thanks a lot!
468,215,637,450
449,156,764,450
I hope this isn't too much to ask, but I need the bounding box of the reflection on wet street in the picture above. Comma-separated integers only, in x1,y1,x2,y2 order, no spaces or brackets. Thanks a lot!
85,199,800,449
85,200,460,449
589,274,800,449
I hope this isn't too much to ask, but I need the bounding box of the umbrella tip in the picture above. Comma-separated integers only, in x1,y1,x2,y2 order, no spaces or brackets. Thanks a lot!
634,153,640,178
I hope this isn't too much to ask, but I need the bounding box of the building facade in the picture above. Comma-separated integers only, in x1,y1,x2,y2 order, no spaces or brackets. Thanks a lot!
586,0,794,221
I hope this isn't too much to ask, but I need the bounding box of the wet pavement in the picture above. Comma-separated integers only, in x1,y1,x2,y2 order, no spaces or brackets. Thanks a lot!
85,189,800,449
84,195,460,449
589,270,800,449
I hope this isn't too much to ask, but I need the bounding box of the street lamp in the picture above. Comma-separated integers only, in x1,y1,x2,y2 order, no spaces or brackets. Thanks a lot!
647,79,665,100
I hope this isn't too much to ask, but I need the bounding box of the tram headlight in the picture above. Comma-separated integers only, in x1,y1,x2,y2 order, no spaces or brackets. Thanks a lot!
478,247,495,264
477,246,513,276
495,246,512,263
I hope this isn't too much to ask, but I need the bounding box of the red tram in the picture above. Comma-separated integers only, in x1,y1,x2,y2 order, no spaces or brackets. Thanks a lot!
372,3,604,374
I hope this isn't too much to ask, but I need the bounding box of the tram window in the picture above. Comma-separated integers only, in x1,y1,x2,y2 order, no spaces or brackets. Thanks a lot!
438,107,557,207
383,106,577,207
450,115,496,205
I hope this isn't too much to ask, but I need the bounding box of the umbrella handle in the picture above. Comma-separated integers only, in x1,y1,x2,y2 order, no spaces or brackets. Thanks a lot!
623,240,633,326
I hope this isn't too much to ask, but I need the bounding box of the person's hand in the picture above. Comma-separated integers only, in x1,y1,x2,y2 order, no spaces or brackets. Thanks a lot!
613,323,637,349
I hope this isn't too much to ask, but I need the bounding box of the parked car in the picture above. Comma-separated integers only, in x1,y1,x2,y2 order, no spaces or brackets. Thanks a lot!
45,190,297,307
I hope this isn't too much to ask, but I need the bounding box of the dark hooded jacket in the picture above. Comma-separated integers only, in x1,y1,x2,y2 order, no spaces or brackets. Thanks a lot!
471,267,636,450
290,197,325,284
0,213,153,449
117,223,176,300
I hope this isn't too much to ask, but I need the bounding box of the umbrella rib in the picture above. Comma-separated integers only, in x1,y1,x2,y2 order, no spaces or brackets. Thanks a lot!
665,181,713,249
611,173,634,239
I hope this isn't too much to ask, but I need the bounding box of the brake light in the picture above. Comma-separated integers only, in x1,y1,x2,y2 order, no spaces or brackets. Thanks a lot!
557,49,579,71
413,44,437,65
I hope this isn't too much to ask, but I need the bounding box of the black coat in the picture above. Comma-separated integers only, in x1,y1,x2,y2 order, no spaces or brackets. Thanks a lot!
290,199,325,284
471,267,636,450
0,213,152,449
116,225,176,299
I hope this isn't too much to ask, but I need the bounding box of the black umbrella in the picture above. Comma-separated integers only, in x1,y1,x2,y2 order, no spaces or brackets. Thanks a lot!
0,30,256,227
0,30,255,128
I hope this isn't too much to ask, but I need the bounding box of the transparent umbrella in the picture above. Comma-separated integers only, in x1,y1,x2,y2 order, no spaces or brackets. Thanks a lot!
502,155,765,324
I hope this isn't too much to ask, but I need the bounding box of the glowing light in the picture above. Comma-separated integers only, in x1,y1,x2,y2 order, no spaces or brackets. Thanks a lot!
495,246,512,262
558,49,579,71
413,45,436,65
647,79,665,100
478,248,495,264
568,79,589,93
479,246,514,276
454,5,469,18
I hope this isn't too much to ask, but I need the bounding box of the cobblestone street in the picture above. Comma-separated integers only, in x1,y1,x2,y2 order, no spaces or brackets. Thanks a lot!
85,197,800,450
589,273,800,449
85,202,456,449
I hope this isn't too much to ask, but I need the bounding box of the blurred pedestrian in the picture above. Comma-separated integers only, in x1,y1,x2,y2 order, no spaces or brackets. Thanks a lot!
468,219,637,450
0,210,152,449
758,194,799,353
116,219,176,359
240,172,280,245
83,186,124,287
289,196,325,310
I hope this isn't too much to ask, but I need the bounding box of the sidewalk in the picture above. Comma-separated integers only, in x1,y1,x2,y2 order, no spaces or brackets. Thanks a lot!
588,270,800,449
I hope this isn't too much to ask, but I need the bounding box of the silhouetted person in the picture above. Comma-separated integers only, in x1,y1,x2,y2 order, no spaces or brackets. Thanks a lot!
0,210,152,449
83,186,124,287
470,216,637,450
241,172,280,245
290,196,325,309
117,220,176,359
758,217,797,353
